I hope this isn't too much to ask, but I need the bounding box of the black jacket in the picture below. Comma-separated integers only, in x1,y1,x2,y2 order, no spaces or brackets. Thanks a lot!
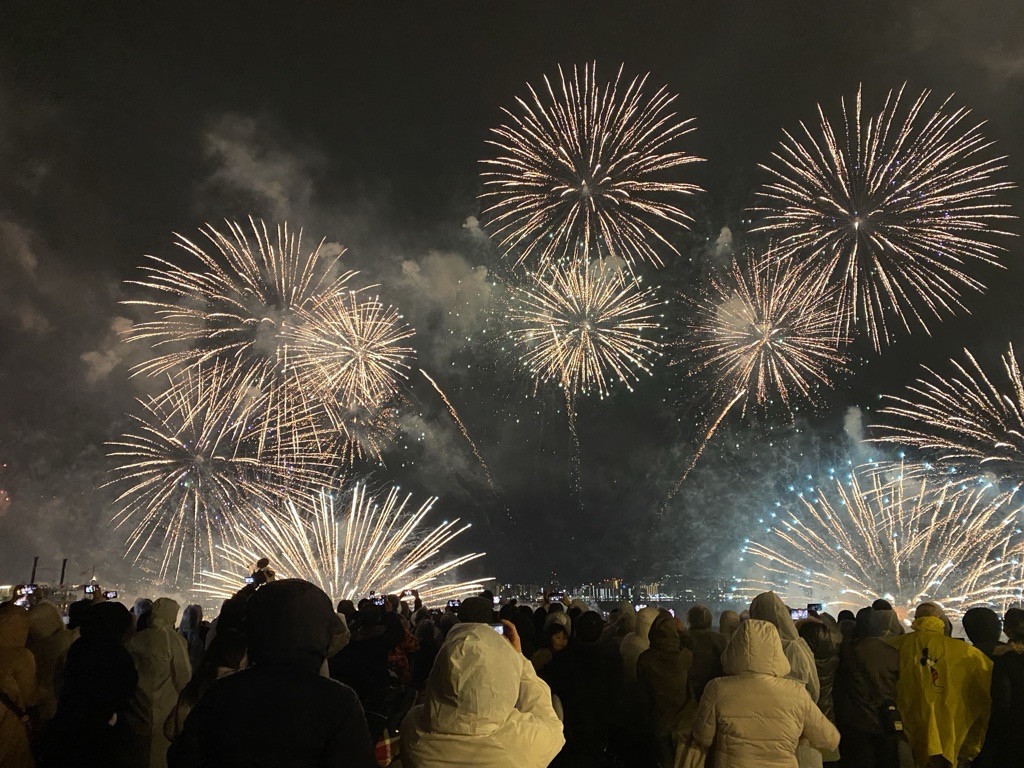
835,632,899,733
988,644,1024,766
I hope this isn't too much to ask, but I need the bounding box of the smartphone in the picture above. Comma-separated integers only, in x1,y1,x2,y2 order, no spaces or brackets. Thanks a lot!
492,596,500,606
372,597,386,607
547,592,564,601
244,577,255,584
446,599,461,609
790,608,808,621
84,585,98,595
489,622,505,635
401,589,415,598
806,603,823,613
104,591,118,599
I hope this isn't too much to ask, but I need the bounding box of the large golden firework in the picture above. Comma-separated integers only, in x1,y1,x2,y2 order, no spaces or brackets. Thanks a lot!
873,344,1024,483
481,62,703,271
753,85,1014,349
197,484,491,605
688,250,848,416
510,258,663,399
739,464,1024,617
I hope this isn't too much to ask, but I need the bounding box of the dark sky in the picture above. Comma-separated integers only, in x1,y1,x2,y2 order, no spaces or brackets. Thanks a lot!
1,1,1023,588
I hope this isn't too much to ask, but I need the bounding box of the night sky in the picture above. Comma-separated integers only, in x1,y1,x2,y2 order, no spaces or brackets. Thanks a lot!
1,2,1023,589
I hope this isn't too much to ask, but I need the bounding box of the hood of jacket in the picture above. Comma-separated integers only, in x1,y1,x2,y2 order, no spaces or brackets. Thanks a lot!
648,611,682,653
749,591,799,642
856,606,885,638
910,615,946,635
179,604,203,632
150,597,180,630
615,601,636,633
246,579,340,672
28,600,65,639
422,622,524,736
632,607,659,643
0,603,30,649
719,610,740,639
722,619,791,678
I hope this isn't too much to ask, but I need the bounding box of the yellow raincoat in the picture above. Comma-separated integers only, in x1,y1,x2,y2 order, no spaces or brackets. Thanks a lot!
887,615,992,766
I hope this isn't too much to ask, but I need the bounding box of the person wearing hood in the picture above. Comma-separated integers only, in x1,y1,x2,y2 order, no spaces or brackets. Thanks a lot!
27,599,74,724
749,592,822,768
797,621,840,764
329,601,404,706
177,604,206,671
620,606,659,681
638,610,694,764
987,607,1024,767
689,619,840,768
871,600,905,638
125,597,191,768
683,604,726,701
169,579,374,768
401,620,564,768
41,601,138,768
0,603,36,768
887,602,993,767
543,611,623,768
834,607,900,768
599,600,636,654
719,610,740,641
962,606,1004,660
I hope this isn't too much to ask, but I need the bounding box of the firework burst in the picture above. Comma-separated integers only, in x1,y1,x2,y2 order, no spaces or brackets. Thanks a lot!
753,84,1014,349
739,464,1024,616
106,365,280,583
288,290,415,410
197,484,491,604
872,344,1024,483
510,258,663,399
687,250,848,416
481,62,703,271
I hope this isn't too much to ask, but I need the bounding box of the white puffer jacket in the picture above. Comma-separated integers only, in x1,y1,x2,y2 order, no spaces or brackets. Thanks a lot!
620,606,660,681
400,623,564,768
690,619,839,768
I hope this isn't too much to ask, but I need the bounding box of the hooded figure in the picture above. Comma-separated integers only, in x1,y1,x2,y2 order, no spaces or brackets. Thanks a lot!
749,592,822,768
27,599,74,722
797,621,840,763
690,619,839,768
989,608,1024,767
887,609,993,767
683,604,726,700
719,610,740,641
0,603,36,768
620,606,659,681
42,601,138,768
834,607,900,768
599,600,636,654
125,597,191,768
400,623,565,768
169,579,374,768
962,606,1004,659
638,611,694,750
177,604,206,671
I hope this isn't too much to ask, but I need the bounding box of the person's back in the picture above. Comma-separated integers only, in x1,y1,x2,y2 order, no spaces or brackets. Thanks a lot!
620,606,658,681
125,597,191,768
834,607,900,768
0,602,36,768
683,605,726,700
989,608,1024,767
168,579,374,768
401,621,564,768
691,619,839,768
888,606,993,767
27,599,74,723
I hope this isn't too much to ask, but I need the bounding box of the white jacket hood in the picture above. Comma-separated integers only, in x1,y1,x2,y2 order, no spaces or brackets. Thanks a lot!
749,592,799,641
620,606,660,680
722,619,791,678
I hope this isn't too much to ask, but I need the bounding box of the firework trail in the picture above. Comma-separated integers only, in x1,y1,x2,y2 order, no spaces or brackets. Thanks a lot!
510,258,663,399
197,484,491,604
481,62,703,271
419,369,495,490
738,463,1024,616
753,84,1015,350
548,324,584,508
687,251,848,416
106,365,282,583
872,344,1024,483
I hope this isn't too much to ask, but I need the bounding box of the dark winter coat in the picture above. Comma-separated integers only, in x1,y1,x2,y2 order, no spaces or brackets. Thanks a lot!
988,642,1024,766
637,612,693,736
683,627,727,701
835,607,899,734
168,580,374,768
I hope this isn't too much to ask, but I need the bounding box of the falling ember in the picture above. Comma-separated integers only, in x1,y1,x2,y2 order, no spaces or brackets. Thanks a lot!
420,369,496,490
196,484,491,605
738,463,1024,617
753,84,1015,350
481,62,703,271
